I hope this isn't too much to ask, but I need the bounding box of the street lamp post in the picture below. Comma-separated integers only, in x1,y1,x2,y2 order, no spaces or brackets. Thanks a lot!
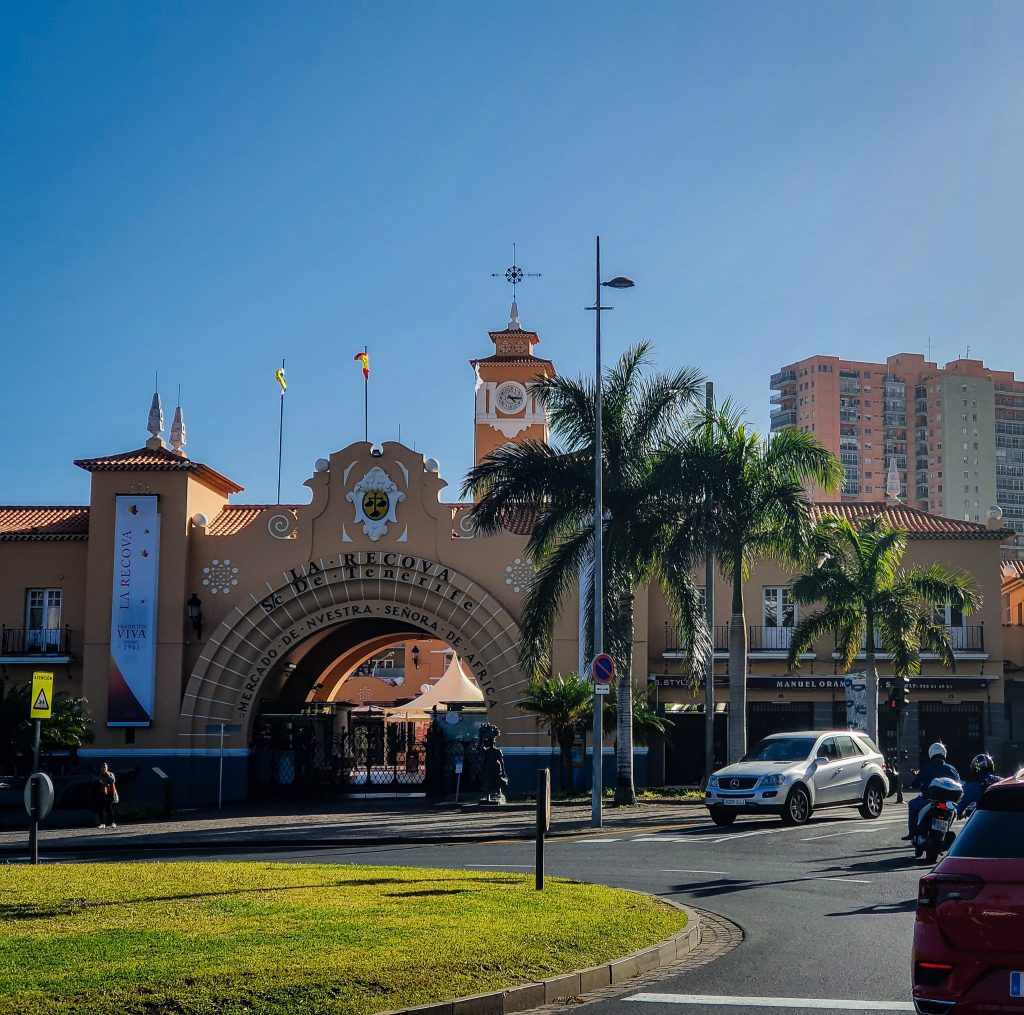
588,235,634,828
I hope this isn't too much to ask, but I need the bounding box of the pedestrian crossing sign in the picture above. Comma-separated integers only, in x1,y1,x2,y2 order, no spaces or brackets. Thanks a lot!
30,671,53,719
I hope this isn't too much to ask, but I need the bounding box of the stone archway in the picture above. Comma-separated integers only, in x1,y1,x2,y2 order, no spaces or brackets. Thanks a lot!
179,550,529,741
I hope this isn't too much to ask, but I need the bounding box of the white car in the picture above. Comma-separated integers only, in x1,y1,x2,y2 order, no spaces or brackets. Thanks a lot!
705,730,889,827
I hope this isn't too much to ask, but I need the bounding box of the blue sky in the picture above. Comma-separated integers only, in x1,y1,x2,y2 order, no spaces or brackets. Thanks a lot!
3,1,1024,505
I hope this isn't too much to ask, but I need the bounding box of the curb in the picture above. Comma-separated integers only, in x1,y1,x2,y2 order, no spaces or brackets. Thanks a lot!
0,817,708,856
378,899,701,1015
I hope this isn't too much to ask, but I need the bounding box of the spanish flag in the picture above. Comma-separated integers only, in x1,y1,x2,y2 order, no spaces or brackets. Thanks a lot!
275,366,287,392
353,351,369,380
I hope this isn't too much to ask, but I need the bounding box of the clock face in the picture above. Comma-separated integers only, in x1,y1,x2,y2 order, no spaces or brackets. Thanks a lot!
495,381,527,414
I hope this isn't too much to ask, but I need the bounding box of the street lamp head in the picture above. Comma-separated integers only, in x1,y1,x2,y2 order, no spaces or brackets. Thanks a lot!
601,276,635,289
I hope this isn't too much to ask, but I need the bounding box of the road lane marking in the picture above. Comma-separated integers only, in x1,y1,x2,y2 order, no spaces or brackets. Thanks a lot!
801,828,892,840
660,869,729,875
625,992,914,1009
630,836,705,843
466,864,534,868
811,876,872,884
572,837,622,843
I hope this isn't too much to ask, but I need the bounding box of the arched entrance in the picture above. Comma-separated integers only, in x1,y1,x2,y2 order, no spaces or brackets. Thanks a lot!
178,551,531,798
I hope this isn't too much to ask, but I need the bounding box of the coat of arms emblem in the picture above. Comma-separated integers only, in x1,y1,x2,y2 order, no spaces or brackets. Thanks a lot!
346,467,405,541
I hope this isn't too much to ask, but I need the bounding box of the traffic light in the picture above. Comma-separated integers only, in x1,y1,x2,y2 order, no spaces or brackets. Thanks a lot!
886,678,911,713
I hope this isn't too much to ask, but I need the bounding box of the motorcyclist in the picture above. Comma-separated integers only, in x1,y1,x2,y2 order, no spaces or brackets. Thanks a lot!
903,742,960,840
956,753,999,818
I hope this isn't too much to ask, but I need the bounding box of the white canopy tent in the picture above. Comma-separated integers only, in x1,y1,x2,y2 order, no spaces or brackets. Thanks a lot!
385,654,484,721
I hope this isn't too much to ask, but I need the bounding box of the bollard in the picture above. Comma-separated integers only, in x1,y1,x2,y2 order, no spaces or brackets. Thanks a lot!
535,768,550,891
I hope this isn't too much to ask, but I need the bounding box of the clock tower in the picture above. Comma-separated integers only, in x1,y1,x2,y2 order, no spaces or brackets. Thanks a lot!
470,301,555,466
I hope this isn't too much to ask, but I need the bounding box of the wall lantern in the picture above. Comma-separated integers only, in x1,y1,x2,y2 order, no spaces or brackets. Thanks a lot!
186,593,203,640
411,645,420,669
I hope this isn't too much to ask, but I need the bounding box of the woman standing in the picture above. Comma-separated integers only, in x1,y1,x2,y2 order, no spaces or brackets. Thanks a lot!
93,762,118,828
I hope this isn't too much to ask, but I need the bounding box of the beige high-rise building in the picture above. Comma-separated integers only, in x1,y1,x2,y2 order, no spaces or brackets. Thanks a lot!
771,354,1024,535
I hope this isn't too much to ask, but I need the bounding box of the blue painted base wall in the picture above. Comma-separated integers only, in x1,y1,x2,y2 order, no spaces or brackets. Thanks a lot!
80,750,651,808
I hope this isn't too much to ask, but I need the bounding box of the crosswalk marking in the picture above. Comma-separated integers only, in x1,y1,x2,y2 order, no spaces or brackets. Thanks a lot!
625,992,914,1010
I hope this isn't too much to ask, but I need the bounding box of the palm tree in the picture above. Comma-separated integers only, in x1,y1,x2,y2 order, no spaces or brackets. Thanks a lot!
666,404,844,763
517,673,593,790
787,515,981,741
463,343,711,805
601,683,673,744
0,683,94,772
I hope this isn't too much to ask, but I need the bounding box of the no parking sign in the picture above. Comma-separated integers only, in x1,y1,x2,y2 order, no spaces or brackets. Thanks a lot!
591,653,615,696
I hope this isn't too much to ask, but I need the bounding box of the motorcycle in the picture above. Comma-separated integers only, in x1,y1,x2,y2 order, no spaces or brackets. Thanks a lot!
912,776,963,864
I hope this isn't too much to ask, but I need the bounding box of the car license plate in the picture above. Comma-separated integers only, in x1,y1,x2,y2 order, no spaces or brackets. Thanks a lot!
931,819,949,833
722,798,746,806
1011,971,1022,997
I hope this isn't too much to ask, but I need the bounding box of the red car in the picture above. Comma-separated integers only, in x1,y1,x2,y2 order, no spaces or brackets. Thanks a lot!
913,770,1024,1014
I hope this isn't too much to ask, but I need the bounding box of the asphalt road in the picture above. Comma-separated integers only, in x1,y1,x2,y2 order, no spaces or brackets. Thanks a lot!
43,800,927,1014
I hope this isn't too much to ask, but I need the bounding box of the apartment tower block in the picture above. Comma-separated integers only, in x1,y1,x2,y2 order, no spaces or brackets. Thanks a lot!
770,354,1024,535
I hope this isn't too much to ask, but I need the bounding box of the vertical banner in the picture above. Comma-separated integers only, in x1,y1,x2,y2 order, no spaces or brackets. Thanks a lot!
108,495,161,726
844,671,868,732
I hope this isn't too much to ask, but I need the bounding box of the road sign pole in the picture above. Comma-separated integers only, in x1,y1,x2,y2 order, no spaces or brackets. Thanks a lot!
29,775,39,866
31,719,41,779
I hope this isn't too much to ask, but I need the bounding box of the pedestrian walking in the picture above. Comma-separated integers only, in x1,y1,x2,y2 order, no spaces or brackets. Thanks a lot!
93,761,118,828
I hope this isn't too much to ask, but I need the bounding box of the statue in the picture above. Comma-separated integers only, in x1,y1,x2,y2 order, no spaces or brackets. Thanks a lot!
478,722,509,805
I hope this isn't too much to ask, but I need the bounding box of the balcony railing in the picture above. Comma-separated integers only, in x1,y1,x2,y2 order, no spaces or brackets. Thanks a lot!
861,625,984,653
0,626,72,655
663,623,729,654
770,370,796,388
770,410,797,430
661,623,984,659
748,626,794,651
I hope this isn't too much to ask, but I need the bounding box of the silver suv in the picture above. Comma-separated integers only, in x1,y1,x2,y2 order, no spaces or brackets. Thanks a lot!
705,730,889,827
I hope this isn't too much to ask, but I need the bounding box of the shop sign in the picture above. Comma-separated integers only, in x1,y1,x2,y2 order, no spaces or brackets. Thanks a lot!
748,677,848,691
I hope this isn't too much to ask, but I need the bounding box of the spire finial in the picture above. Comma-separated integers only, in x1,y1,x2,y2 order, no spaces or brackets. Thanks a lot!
886,457,901,504
146,385,166,449
169,387,187,455
491,242,540,323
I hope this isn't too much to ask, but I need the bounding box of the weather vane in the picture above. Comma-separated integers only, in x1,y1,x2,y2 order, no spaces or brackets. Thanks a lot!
491,243,541,301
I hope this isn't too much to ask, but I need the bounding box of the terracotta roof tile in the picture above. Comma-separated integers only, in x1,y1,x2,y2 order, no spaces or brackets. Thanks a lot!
498,505,538,536
0,506,89,540
470,355,554,368
488,329,540,342
464,499,1005,541
810,501,1007,539
74,446,244,495
207,505,299,536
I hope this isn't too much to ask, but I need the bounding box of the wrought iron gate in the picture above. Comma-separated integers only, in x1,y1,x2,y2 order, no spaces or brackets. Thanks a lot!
249,715,427,796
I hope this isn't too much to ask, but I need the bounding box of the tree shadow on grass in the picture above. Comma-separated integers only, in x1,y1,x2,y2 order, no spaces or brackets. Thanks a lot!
0,875,508,918
383,888,473,897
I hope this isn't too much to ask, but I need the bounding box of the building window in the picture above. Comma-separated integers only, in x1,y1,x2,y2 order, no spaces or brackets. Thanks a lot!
762,587,795,649
763,587,795,628
25,588,62,650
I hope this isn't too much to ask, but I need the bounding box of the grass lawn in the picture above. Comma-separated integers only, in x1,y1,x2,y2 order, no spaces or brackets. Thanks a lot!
0,862,685,1015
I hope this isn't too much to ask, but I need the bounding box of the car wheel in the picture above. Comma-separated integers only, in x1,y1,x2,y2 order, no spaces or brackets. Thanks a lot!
780,786,811,826
709,808,737,827
858,778,885,819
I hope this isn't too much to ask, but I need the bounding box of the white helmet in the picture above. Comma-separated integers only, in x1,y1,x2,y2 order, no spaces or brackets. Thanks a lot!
928,742,947,760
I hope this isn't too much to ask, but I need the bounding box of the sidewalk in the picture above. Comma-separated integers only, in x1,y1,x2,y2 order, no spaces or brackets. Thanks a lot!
0,798,705,855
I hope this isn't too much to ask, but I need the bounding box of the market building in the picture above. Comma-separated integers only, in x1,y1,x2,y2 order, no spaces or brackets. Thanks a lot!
1,307,1017,806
